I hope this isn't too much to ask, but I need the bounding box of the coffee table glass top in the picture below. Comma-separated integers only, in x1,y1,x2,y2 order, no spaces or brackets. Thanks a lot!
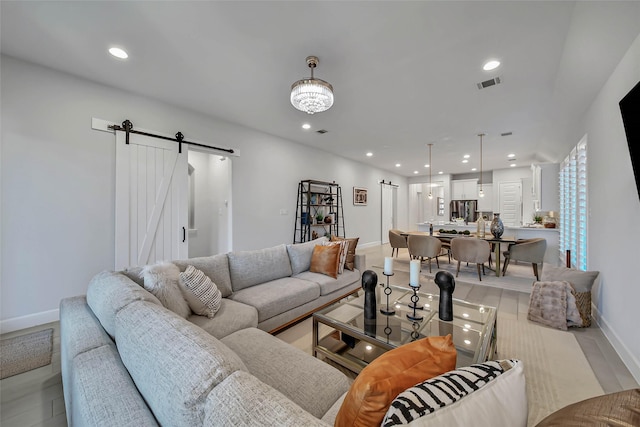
313,283,496,369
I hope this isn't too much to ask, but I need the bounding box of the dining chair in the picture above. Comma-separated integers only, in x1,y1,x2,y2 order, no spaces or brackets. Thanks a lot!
502,238,547,280
450,237,491,281
407,234,442,273
388,229,408,257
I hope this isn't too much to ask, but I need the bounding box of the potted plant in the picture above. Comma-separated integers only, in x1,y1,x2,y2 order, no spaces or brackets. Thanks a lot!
534,215,543,224
315,211,324,224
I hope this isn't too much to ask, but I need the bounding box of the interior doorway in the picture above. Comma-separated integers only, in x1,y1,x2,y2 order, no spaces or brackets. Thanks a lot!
187,149,232,257
381,183,398,244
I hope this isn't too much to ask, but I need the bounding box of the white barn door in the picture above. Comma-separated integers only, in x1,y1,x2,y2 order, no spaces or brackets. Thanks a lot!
115,132,188,270
381,184,396,244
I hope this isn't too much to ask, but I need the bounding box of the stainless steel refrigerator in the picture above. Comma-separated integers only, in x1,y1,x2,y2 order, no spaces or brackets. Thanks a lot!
450,200,478,223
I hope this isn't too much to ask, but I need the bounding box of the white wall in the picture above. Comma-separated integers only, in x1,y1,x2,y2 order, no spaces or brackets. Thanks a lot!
568,34,640,381
0,55,408,331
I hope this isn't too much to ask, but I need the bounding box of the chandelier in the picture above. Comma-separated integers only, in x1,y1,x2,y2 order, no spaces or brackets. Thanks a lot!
478,133,485,198
290,56,334,114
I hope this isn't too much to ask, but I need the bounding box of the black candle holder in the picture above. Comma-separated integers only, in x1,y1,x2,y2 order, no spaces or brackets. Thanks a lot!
379,272,395,316
406,285,424,321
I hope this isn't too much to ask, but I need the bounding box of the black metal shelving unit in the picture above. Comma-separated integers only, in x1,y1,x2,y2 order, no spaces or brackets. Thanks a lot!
293,180,345,243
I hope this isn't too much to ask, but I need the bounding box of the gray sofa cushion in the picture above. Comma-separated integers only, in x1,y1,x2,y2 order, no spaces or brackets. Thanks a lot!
204,371,329,426
228,244,293,291
221,327,351,419
295,269,361,296
71,345,158,427
189,299,258,339
286,237,328,275
173,253,233,298
115,301,247,427
86,271,162,338
229,277,320,322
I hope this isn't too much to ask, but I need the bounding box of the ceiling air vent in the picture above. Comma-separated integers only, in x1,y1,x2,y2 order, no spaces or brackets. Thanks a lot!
501,131,513,137
477,76,502,90
316,129,328,134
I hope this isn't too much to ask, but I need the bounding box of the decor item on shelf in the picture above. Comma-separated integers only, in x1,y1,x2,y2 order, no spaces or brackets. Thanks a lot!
478,133,485,198
312,231,319,239
427,143,434,200
362,270,378,322
435,271,455,321
301,212,310,225
315,211,324,224
490,213,504,239
534,214,543,224
324,214,332,224
477,215,486,238
290,56,334,114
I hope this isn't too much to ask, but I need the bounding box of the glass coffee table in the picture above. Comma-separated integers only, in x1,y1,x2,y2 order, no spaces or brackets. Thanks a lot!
312,283,496,373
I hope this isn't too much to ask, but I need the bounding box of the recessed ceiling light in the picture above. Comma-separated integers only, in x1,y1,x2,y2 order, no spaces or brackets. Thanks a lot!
462,159,469,163
510,163,517,167
463,154,470,159
366,152,373,157
483,60,500,71
507,153,516,158
438,171,443,175
395,163,401,167
424,164,430,168
413,171,419,174
302,123,311,130
471,168,477,171
108,47,128,59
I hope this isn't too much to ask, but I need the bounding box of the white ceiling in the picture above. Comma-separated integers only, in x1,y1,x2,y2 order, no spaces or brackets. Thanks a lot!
2,1,639,177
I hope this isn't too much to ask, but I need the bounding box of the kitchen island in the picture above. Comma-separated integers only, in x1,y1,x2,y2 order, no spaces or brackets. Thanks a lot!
416,222,560,266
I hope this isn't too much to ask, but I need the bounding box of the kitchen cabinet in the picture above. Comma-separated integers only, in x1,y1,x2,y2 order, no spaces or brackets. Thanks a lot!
477,183,493,211
451,179,478,200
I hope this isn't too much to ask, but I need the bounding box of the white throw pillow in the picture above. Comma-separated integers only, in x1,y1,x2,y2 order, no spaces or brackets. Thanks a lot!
140,262,191,319
178,265,222,318
382,359,527,427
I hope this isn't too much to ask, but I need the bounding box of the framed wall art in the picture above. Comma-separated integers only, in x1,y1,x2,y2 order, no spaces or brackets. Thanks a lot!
353,187,368,206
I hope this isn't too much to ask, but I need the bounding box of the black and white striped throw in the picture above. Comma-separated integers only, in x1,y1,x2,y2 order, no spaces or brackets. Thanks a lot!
382,359,517,426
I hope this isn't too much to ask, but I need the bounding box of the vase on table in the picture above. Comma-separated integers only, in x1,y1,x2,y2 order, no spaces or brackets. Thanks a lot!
477,215,486,238
490,213,504,239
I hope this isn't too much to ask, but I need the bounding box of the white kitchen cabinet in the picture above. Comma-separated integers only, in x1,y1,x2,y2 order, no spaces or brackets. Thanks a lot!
477,183,493,211
451,179,478,199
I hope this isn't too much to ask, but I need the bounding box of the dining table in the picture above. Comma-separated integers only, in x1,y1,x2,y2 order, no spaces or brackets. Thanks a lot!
402,231,517,277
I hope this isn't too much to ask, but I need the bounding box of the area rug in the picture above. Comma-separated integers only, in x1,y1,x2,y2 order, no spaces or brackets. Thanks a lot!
496,315,603,426
373,257,535,293
277,316,604,427
0,328,53,379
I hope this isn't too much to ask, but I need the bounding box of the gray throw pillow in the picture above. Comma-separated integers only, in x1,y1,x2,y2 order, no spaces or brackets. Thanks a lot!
286,237,328,275
540,265,599,293
179,265,222,318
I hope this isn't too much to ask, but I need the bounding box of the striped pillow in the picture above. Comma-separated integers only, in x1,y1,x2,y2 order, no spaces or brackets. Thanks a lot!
382,360,524,426
323,240,347,274
178,265,222,318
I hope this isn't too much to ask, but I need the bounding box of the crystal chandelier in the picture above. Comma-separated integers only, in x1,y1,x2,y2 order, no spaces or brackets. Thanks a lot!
290,56,334,114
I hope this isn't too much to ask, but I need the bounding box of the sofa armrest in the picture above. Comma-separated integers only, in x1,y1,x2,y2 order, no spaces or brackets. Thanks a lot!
354,254,366,273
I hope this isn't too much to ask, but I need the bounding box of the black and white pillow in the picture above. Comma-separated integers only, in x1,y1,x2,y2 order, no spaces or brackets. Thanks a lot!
382,359,527,427
178,265,222,318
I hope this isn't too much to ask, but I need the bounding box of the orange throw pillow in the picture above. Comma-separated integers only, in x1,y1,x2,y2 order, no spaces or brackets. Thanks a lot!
309,244,341,279
334,335,457,427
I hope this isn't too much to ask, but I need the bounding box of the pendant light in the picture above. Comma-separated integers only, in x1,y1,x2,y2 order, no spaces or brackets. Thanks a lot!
290,56,334,114
478,133,485,198
427,143,433,199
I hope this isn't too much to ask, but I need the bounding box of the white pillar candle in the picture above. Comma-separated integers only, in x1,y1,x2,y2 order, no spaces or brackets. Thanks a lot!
384,257,394,275
410,260,420,287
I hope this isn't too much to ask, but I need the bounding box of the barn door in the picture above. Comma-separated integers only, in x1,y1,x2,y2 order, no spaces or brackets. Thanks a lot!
381,184,396,244
115,131,188,270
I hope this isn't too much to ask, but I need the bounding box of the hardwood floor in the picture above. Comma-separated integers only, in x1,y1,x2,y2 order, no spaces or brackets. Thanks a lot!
0,244,636,426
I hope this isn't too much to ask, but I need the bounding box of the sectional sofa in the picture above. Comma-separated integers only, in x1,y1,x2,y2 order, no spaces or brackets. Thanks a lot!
60,237,363,426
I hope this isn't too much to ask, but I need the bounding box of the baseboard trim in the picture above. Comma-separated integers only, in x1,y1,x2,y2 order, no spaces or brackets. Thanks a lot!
0,309,60,334
592,304,640,384
359,240,382,249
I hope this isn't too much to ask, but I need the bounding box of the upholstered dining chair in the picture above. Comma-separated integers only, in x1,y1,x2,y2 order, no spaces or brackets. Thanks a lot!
407,235,442,273
502,238,547,280
450,237,491,281
389,229,408,257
